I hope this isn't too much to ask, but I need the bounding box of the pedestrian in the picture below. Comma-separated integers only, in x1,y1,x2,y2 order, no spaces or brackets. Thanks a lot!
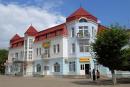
89,68,91,78
96,70,100,80
92,69,96,81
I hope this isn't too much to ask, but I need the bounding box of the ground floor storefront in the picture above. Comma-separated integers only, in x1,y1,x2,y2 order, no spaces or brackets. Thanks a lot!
6,57,96,77
5,57,130,78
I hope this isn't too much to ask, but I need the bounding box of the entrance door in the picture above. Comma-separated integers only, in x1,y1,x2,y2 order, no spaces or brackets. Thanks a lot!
80,64,90,75
44,66,49,75
85,64,89,75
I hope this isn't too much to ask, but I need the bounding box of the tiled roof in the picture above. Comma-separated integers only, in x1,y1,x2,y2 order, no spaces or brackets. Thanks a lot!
66,7,97,22
25,25,38,36
98,24,107,33
35,23,68,42
10,34,21,41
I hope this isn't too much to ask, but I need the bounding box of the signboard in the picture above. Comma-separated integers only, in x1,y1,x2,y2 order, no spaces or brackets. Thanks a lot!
42,41,50,48
80,58,90,62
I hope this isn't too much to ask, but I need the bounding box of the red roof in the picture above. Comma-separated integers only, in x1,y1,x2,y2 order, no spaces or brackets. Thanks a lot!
25,25,38,36
10,34,22,44
66,7,97,22
10,34,21,41
10,35,24,48
35,23,68,42
98,24,107,33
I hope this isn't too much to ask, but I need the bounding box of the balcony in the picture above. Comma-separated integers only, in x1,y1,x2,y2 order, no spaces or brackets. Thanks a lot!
41,53,50,59
77,32,90,39
12,58,24,63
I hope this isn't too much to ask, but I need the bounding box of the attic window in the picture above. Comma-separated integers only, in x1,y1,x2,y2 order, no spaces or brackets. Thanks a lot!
79,18,87,23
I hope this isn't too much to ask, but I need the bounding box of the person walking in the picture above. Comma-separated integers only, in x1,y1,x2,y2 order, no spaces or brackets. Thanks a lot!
96,70,100,80
92,69,96,81
89,68,91,78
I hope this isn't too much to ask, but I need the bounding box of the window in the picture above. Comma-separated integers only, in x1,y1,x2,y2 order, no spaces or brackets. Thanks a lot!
25,40,27,49
92,27,96,38
80,64,84,70
39,48,41,55
92,26,94,37
79,39,89,45
84,30,89,37
29,39,33,49
53,44,60,54
57,44,60,53
54,62,60,72
29,51,32,59
36,48,38,56
69,62,76,72
36,64,41,72
72,43,75,53
15,53,18,59
45,48,50,57
53,45,56,54
44,66,49,70
79,18,87,23
78,26,89,38
79,39,89,52
20,51,23,58
80,45,89,52
71,27,75,37
25,51,27,59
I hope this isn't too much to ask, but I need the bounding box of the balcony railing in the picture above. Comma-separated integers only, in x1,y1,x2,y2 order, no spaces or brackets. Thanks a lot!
41,53,50,59
12,58,23,63
77,32,90,39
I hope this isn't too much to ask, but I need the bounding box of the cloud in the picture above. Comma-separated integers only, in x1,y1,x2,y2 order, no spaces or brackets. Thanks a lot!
0,3,65,49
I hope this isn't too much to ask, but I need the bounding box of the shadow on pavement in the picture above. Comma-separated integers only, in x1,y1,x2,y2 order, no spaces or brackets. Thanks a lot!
72,78,130,86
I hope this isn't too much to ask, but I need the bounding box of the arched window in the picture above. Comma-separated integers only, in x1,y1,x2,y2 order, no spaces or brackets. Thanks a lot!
36,64,41,72
54,62,60,72
79,18,87,23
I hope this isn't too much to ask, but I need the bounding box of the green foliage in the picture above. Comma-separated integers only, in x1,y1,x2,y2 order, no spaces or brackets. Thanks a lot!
93,26,130,71
120,48,130,70
0,49,8,74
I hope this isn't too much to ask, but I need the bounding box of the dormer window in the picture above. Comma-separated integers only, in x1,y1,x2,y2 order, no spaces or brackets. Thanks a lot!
79,18,87,23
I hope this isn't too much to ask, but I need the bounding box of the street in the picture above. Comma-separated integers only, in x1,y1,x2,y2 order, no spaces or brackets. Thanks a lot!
0,75,130,87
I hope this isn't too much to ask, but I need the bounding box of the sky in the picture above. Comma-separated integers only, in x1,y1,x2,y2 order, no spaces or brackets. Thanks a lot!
0,0,130,48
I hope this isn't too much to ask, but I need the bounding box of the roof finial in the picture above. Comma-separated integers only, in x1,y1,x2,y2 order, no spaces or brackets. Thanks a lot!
80,3,82,8
79,0,83,8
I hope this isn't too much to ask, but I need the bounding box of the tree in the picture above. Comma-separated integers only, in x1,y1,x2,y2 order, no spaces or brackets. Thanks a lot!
93,26,130,85
0,49,8,74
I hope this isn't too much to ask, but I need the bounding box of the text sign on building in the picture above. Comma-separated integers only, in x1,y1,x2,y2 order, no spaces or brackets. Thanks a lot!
80,58,90,62
42,41,50,48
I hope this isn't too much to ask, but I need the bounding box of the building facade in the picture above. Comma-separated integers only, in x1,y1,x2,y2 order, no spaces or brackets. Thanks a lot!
5,7,108,77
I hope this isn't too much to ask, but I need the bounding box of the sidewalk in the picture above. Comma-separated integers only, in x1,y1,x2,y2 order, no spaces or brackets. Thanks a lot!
0,75,130,87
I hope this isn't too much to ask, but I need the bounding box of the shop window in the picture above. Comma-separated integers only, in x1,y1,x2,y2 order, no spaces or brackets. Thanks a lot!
54,62,60,72
69,62,76,72
36,64,41,72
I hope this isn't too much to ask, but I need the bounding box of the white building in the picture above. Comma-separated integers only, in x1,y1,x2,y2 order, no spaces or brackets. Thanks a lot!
5,7,109,77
